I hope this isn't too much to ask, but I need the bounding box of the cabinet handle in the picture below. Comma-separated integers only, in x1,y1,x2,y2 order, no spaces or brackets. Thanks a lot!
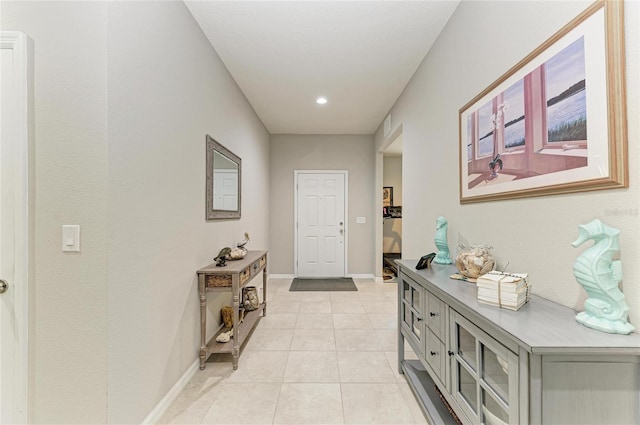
416,317,423,322
430,351,437,356
448,351,454,356
429,312,436,317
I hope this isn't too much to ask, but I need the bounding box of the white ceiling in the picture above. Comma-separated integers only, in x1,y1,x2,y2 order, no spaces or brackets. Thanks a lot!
185,1,460,135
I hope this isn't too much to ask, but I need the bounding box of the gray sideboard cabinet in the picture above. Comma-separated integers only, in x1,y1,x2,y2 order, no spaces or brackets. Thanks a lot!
397,260,640,425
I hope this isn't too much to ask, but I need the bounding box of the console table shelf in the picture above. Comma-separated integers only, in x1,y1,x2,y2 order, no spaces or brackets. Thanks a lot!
208,303,265,355
197,250,267,370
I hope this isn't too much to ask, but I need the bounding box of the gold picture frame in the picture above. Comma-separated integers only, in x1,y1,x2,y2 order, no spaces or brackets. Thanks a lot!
459,0,627,204
383,186,393,207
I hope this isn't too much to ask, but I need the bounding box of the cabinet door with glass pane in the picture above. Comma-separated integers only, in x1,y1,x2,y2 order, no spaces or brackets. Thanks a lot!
400,275,424,356
450,311,519,425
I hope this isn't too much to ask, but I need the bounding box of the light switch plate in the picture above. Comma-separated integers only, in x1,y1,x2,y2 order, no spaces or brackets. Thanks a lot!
62,225,80,252
356,216,366,224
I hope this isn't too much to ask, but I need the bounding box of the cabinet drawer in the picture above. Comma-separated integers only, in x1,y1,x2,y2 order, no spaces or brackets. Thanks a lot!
240,267,250,285
206,274,232,288
250,255,266,277
250,260,260,277
426,292,446,340
426,330,446,384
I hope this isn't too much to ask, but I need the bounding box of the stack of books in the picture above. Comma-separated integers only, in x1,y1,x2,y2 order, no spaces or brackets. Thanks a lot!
476,271,530,311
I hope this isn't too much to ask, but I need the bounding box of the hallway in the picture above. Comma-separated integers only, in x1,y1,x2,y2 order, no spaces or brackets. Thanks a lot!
159,278,426,424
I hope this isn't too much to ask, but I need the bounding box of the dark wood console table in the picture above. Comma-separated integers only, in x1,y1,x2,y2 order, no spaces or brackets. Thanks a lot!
196,250,267,370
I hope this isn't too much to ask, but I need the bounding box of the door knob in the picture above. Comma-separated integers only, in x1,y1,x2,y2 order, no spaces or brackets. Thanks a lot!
0,279,8,294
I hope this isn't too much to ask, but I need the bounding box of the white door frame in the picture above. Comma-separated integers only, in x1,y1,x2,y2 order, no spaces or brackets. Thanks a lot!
1,31,31,424
376,125,403,282
294,170,348,278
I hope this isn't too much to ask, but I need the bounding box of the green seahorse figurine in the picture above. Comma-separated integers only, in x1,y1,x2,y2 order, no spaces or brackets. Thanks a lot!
434,216,452,265
572,219,635,334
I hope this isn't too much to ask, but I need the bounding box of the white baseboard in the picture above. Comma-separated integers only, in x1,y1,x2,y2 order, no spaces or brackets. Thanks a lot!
348,274,376,280
268,273,294,279
141,359,199,425
270,273,378,280
374,276,385,283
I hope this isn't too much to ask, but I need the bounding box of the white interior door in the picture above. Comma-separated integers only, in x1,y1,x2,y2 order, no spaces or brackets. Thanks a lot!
295,171,347,278
1,31,30,424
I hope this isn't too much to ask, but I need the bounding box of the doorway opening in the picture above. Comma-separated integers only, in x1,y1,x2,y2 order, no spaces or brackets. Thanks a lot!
382,134,402,281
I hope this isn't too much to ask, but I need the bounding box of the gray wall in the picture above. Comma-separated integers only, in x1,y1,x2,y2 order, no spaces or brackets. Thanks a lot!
270,135,375,276
2,1,270,423
107,2,270,423
1,2,109,422
375,0,640,327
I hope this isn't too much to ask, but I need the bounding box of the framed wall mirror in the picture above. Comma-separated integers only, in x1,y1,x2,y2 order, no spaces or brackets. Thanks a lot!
206,135,241,220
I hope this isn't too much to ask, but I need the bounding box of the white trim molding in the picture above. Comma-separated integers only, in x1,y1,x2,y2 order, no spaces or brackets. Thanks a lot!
348,274,376,280
0,31,32,425
141,360,199,425
268,274,295,280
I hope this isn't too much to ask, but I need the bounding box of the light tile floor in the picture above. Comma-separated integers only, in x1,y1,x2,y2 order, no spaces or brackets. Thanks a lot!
159,278,427,425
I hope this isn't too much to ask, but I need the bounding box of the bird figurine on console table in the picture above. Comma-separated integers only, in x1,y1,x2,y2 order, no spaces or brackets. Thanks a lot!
228,232,251,260
214,247,231,267
237,232,250,249
434,216,453,264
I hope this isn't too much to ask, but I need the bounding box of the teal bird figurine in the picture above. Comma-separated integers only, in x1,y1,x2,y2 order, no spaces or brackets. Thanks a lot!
434,216,452,264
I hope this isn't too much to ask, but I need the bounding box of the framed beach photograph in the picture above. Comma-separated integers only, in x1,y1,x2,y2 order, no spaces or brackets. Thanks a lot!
459,0,627,203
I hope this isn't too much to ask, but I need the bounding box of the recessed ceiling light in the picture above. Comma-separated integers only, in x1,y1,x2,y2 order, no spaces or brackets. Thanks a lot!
316,97,327,105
